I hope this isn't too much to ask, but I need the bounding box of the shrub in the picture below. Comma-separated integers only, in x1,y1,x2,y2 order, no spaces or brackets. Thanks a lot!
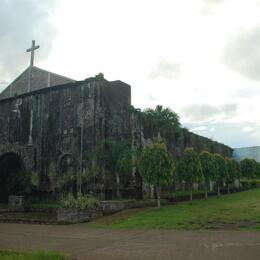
61,193,75,208
240,179,260,189
61,193,100,210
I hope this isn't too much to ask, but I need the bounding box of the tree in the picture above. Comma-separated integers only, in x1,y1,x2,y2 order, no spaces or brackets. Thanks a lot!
177,148,203,202
255,162,260,179
31,171,40,189
138,143,174,208
95,140,133,199
56,167,75,194
213,153,227,197
240,158,257,179
234,160,242,190
225,158,237,193
199,151,215,199
142,105,181,141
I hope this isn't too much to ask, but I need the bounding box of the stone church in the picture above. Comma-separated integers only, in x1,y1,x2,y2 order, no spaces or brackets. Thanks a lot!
0,59,134,201
0,41,234,201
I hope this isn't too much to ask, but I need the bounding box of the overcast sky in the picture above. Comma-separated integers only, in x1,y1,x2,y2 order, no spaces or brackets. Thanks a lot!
1,0,260,148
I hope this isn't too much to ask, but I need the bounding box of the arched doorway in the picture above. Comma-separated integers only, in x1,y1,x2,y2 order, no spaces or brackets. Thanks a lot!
0,153,30,203
57,154,77,194
59,154,77,175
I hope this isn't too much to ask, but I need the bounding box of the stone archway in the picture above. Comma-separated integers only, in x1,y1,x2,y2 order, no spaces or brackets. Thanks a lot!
0,152,30,203
57,153,77,176
57,153,78,194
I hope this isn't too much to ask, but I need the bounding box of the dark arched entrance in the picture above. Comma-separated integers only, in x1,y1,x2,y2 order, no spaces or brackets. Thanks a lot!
59,154,77,176
57,154,77,194
0,153,30,203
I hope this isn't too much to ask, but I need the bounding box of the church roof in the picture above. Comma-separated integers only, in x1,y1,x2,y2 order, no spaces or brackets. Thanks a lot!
0,66,75,100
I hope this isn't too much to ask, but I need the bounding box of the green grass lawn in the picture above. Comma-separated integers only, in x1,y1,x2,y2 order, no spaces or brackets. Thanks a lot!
0,250,65,260
31,202,62,209
89,189,260,230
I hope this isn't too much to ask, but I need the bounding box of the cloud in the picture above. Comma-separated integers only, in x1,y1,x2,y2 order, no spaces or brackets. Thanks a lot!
0,0,57,83
202,0,226,5
149,58,182,80
181,103,238,122
232,87,260,98
209,127,216,132
147,94,159,102
243,126,253,132
199,0,226,15
222,26,260,81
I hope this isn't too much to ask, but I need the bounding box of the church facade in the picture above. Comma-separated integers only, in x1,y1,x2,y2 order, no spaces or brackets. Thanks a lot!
0,69,132,197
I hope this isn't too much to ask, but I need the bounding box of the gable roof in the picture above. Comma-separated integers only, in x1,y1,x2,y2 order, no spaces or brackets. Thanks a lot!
0,66,75,100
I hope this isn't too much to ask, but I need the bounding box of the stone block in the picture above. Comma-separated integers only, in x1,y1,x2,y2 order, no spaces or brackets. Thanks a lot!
8,195,25,211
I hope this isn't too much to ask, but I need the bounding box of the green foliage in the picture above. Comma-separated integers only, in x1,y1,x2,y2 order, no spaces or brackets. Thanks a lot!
240,158,257,179
88,139,134,198
95,139,133,176
116,147,133,175
256,162,260,178
14,169,31,194
60,193,75,208
31,202,61,209
161,190,206,200
240,179,260,189
225,158,238,184
213,153,227,185
177,148,203,187
61,193,100,210
0,250,65,260
138,143,174,186
142,105,181,141
31,171,40,188
138,143,174,208
199,151,215,183
234,160,242,180
56,167,75,192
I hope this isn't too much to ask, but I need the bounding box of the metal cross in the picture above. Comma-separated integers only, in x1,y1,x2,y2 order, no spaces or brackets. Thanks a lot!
26,40,40,66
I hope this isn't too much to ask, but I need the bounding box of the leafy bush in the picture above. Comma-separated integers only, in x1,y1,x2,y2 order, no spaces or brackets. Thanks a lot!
61,193,75,208
61,193,100,210
240,180,249,189
161,190,206,200
240,179,260,189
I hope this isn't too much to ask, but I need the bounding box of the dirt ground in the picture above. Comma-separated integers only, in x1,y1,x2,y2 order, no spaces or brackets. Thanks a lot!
1,223,260,260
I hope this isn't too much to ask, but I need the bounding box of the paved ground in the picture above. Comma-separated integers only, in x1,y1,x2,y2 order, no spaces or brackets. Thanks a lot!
0,223,260,260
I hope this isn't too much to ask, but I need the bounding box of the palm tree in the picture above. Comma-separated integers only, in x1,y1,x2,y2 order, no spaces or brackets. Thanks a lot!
142,105,181,141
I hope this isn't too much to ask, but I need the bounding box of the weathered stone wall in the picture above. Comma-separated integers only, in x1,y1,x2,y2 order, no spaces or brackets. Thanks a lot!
141,127,233,160
57,208,102,223
174,128,233,158
0,77,131,190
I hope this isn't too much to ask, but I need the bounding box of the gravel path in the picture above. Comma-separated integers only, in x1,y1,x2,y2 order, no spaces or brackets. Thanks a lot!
0,223,260,260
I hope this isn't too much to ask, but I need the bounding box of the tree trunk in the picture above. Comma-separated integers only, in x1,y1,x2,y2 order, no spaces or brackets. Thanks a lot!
116,172,121,199
190,183,193,202
217,184,220,197
227,184,230,193
205,182,208,200
150,185,154,199
157,185,161,209
173,175,176,192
